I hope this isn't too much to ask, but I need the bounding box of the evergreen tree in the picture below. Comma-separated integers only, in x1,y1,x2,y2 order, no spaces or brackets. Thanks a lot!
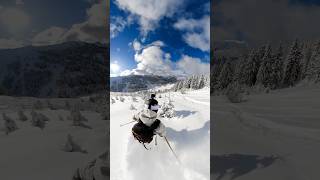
270,43,285,89
241,50,261,86
301,41,313,79
217,61,234,89
198,75,205,89
283,39,303,87
256,44,273,87
211,57,224,91
305,40,320,82
232,56,246,84
190,75,199,89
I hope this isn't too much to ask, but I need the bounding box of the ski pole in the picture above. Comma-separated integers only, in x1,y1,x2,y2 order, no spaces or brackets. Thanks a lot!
120,120,135,127
164,136,181,164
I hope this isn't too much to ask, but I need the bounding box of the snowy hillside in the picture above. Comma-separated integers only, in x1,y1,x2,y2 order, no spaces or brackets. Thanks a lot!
213,84,320,180
110,75,177,92
0,95,108,179
110,88,210,180
0,41,108,97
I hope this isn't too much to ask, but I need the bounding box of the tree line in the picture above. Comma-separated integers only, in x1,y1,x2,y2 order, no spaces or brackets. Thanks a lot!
211,39,320,93
173,74,210,91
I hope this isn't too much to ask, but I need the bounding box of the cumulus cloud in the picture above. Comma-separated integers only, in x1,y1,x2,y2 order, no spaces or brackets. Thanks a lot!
174,15,210,52
132,41,174,76
214,0,320,47
120,40,209,77
114,0,183,36
31,0,107,46
177,55,210,76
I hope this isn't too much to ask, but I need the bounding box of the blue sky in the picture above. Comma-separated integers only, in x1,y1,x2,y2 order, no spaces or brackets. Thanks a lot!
110,0,210,77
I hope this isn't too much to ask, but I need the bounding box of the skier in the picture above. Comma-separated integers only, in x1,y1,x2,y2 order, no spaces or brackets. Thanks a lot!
147,93,159,112
131,94,165,149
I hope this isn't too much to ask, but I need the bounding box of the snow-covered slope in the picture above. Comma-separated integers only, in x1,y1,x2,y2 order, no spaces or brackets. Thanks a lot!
0,95,108,179
213,84,320,180
110,88,210,180
0,41,108,97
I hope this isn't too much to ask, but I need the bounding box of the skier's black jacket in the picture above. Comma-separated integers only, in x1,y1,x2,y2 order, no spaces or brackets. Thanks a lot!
148,98,158,110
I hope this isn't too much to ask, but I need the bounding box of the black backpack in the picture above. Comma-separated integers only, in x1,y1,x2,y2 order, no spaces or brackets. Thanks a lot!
132,119,160,146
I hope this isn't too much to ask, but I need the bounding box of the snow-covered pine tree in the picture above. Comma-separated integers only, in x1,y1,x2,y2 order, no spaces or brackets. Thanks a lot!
18,110,28,121
282,39,303,87
241,50,261,86
3,113,18,135
211,57,226,91
217,61,234,89
63,134,87,153
130,104,136,110
159,100,175,118
232,56,246,84
204,74,210,87
256,44,272,87
300,41,313,79
305,40,320,82
190,75,199,89
30,110,46,129
178,81,184,90
70,107,88,126
183,76,192,89
198,75,206,89
270,43,285,89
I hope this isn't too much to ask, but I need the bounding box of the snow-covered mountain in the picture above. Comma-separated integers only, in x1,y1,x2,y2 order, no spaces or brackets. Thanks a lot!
0,41,108,98
110,75,177,92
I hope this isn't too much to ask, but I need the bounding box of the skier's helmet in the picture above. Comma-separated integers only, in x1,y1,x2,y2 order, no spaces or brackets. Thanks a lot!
151,93,156,98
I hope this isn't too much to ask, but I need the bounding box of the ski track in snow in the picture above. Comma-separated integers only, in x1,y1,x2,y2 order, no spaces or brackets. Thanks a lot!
110,89,210,180
213,85,320,180
183,96,210,107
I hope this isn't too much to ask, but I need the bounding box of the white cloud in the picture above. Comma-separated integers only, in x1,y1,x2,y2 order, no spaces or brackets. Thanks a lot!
0,38,25,49
31,0,107,46
32,27,67,46
120,69,132,76
174,15,210,52
120,40,209,77
115,0,183,36
111,16,127,38
133,42,174,76
132,39,142,51
177,55,210,76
